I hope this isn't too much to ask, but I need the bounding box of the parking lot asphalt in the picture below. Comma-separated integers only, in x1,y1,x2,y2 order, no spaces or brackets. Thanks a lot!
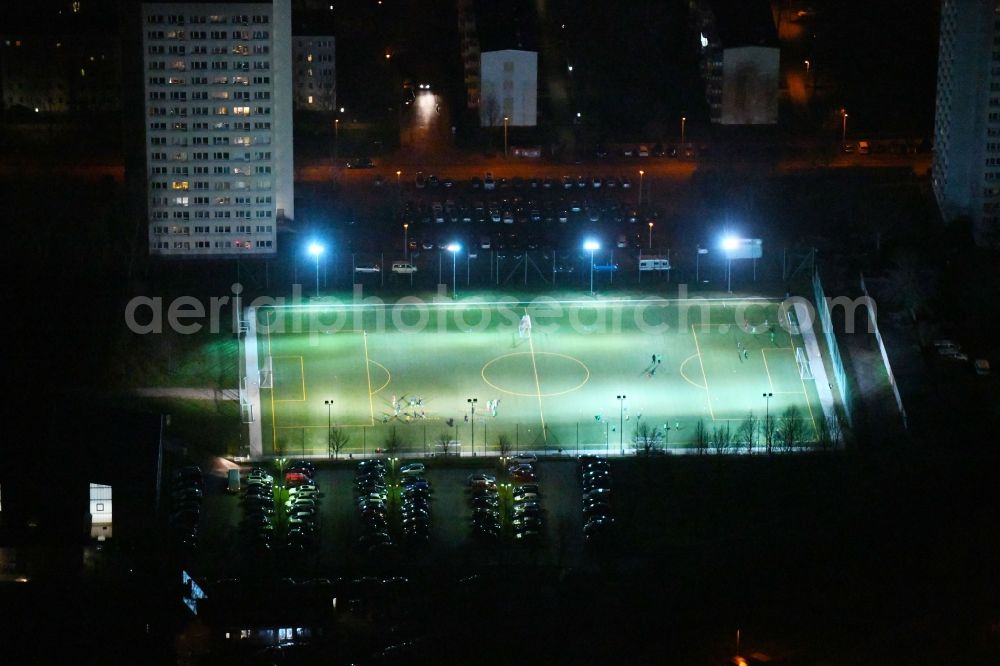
184,457,591,578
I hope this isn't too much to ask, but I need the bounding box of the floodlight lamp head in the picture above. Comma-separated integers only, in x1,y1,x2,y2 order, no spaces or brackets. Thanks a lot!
446,243,460,253
583,240,600,251
307,241,325,257
721,236,739,251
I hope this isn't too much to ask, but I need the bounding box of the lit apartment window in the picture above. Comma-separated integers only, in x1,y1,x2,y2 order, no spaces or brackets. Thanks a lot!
171,181,189,190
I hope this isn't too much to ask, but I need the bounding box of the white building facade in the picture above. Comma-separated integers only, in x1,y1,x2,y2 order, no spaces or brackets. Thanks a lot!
933,0,1000,246
292,36,335,111
142,1,294,258
479,49,537,127
720,46,779,125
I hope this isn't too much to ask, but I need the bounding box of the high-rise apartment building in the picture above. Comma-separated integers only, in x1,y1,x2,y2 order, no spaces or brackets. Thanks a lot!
142,1,293,258
933,0,1000,246
689,0,779,125
292,36,335,111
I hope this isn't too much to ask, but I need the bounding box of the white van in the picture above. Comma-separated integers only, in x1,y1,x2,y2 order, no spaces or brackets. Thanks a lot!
391,262,417,274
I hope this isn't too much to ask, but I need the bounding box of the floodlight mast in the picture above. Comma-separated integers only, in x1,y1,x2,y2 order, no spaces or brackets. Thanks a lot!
721,236,738,293
584,240,600,294
447,243,460,298
307,242,325,297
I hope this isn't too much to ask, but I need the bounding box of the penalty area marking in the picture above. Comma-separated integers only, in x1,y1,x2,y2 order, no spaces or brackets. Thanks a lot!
679,354,707,390
368,360,391,394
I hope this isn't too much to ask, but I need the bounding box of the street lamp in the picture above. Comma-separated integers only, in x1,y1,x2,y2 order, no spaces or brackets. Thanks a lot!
638,169,645,207
447,242,460,298
722,236,738,293
467,398,478,455
696,245,708,283
503,116,509,157
804,59,810,73
307,241,324,297
648,222,654,249
680,116,687,150
403,223,409,260
584,239,599,294
334,118,339,160
617,395,626,455
763,392,773,453
324,399,334,458
841,110,848,145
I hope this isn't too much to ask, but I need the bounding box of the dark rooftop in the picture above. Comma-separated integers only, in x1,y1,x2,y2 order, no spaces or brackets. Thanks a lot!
706,0,778,49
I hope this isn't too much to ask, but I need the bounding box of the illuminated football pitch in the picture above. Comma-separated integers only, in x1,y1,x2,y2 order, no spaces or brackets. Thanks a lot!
252,296,825,457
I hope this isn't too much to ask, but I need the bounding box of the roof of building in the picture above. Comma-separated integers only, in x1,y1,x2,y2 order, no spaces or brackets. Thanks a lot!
706,0,778,49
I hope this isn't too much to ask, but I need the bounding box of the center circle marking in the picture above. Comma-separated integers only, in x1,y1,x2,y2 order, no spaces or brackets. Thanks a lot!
481,352,590,397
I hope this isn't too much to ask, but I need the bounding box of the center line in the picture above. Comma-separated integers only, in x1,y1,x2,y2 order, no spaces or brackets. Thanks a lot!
691,325,715,420
362,330,375,426
525,309,547,441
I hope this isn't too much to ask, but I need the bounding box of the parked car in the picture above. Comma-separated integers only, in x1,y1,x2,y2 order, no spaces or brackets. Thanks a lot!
467,473,496,488
512,468,537,482
285,471,311,487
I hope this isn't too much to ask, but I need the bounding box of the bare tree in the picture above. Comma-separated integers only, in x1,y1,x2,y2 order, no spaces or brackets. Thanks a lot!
482,92,500,128
737,411,758,454
383,426,403,457
816,414,842,451
633,421,663,456
496,433,512,459
779,406,805,452
329,427,350,459
762,414,777,455
437,432,453,456
693,419,708,455
711,422,732,455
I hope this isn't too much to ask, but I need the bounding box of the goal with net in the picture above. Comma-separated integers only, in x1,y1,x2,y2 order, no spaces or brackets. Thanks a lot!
259,355,273,389
796,346,814,380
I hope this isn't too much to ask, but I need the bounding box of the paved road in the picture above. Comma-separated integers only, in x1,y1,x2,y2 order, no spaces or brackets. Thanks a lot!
0,148,929,185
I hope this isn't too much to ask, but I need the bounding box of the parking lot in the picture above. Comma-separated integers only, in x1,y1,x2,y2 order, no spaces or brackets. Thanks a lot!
398,173,652,256
179,458,590,578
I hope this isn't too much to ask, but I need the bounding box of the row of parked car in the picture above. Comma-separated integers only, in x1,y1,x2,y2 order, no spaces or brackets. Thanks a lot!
466,453,544,544
579,455,614,544
355,459,393,554
239,460,319,554
506,456,543,543
284,461,320,552
467,472,501,542
398,463,432,547
403,194,649,230
169,466,204,551
412,172,634,196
